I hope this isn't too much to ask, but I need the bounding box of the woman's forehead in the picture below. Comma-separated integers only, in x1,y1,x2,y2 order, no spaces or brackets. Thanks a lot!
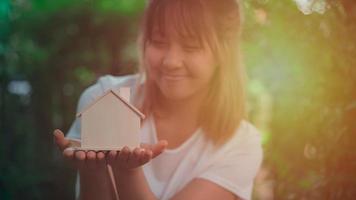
151,24,199,40
147,0,208,39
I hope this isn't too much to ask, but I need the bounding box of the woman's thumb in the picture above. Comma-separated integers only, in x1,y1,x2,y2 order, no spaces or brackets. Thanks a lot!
53,129,69,151
152,140,168,158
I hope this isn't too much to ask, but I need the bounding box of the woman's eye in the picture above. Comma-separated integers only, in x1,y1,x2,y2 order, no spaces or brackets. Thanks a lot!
182,44,201,52
151,39,168,47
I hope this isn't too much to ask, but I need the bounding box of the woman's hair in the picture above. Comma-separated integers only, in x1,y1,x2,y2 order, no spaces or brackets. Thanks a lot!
135,0,246,146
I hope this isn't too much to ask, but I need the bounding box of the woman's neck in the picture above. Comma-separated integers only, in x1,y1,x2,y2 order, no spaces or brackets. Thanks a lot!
153,90,207,122
151,89,208,146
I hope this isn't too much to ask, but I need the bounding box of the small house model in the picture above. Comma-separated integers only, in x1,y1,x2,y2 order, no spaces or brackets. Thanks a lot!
77,87,145,150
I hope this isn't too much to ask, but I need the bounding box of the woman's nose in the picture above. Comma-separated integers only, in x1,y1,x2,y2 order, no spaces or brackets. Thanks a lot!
162,46,184,69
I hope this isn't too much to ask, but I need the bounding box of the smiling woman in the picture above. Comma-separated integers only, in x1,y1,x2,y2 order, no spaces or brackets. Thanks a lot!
139,0,246,145
54,0,263,200
144,26,216,102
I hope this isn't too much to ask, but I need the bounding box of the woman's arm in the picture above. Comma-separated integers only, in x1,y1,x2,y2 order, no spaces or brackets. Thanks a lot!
107,142,167,200
77,152,116,200
107,142,238,200
114,167,156,200
114,168,238,200
171,178,239,200
54,129,116,200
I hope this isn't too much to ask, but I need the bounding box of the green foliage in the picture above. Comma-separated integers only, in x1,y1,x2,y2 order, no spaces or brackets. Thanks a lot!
243,0,356,199
96,0,145,15
1,0,143,199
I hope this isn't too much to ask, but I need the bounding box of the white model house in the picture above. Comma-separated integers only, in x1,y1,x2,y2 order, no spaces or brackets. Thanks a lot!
77,87,145,150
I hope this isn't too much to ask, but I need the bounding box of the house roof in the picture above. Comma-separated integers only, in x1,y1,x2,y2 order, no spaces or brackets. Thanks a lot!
76,89,145,119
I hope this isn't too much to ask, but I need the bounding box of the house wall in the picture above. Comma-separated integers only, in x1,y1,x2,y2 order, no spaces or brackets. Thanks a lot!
81,93,141,150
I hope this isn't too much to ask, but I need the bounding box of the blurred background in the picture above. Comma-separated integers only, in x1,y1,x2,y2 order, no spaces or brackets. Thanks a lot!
0,0,355,199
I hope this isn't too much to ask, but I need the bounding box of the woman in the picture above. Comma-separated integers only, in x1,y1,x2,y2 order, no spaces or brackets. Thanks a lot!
54,0,263,199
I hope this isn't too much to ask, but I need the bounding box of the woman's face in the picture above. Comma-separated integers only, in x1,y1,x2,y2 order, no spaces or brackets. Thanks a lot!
144,24,217,101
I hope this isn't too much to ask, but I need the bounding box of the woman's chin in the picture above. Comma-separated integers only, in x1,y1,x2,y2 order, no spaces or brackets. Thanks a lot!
161,89,192,101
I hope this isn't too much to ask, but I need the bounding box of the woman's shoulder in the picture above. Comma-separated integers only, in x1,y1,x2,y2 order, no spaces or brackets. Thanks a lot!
197,121,263,200
237,120,262,141
219,120,263,153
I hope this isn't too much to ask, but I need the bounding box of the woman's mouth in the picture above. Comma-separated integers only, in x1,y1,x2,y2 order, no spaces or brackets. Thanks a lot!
162,73,187,81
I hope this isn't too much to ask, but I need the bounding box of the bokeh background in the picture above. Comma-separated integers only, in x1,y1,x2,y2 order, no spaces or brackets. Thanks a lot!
1,0,355,199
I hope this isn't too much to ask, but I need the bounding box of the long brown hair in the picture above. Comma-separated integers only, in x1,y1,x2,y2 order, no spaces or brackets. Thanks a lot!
135,0,246,146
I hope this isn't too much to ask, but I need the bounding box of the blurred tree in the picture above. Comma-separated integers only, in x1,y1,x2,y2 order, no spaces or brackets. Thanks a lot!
1,0,145,199
243,0,356,199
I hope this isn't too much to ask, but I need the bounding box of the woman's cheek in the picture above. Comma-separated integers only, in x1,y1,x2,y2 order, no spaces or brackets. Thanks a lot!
147,47,162,68
146,54,163,83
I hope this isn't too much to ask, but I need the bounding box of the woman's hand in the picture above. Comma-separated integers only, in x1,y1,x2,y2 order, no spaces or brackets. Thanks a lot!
107,140,168,171
53,129,117,200
53,129,106,171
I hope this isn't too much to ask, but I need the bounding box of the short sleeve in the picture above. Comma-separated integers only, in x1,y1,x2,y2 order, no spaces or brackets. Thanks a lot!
197,122,263,200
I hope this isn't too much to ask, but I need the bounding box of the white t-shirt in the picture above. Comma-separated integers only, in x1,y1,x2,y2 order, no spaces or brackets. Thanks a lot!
67,74,263,200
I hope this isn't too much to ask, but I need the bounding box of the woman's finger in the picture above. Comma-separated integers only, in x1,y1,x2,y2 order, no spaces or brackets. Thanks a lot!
86,151,96,169
63,148,75,160
53,129,70,151
97,151,106,166
127,148,140,168
62,148,76,168
151,140,168,158
134,148,142,159
74,151,86,169
107,151,118,165
118,146,131,166
139,149,153,165
75,151,86,160
135,148,143,163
